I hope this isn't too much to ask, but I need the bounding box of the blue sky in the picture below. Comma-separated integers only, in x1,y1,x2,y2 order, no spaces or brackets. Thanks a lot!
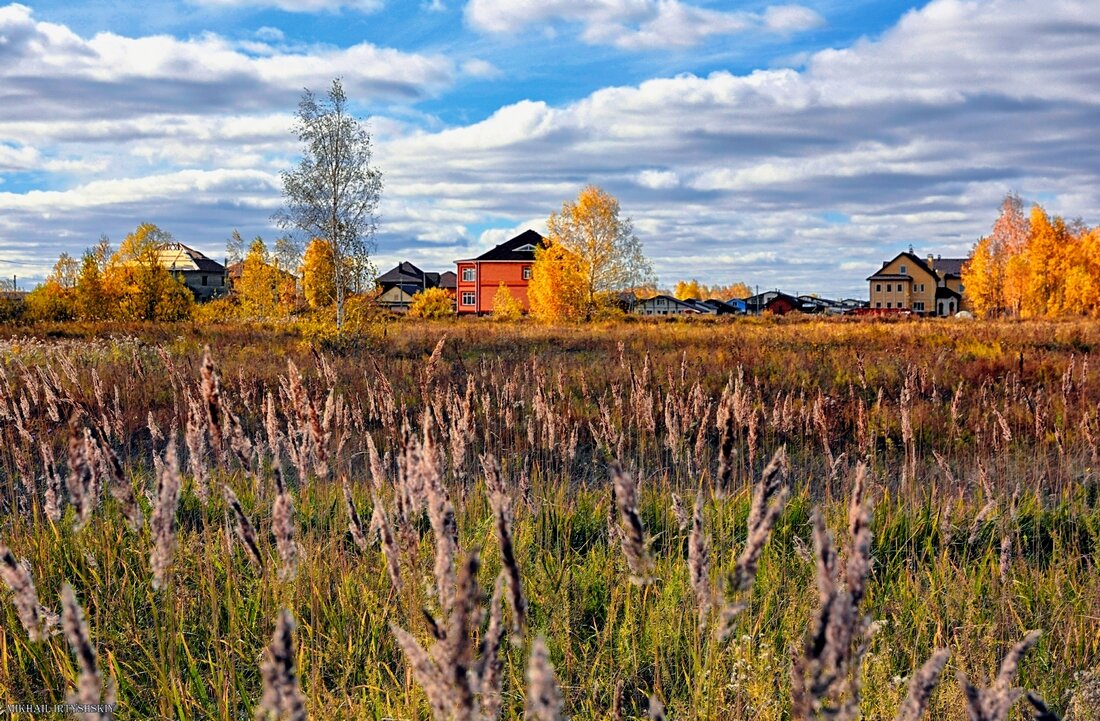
1,0,1099,296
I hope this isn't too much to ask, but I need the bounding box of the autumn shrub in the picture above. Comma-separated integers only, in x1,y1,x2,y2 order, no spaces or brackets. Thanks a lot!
491,282,524,321
191,296,241,324
408,287,455,319
22,281,76,322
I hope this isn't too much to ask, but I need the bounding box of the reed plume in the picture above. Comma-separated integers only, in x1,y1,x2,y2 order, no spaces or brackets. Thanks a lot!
734,447,790,592
368,491,402,592
343,477,368,552
389,551,487,721
390,624,451,720
688,487,711,632
149,437,182,591
478,573,507,720
224,484,264,570
957,630,1042,721
894,649,950,721
41,442,63,522
255,609,307,721
1024,693,1059,721
272,468,298,581
0,543,55,641
200,347,226,462
423,428,458,613
185,397,210,503
67,417,94,527
526,636,564,721
611,462,653,584
648,695,666,721
95,429,142,531
791,465,874,721
61,583,103,719
714,448,789,642
670,492,690,533
481,453,527,637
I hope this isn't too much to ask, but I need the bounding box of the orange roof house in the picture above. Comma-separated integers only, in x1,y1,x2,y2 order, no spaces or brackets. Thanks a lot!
455,230,545,315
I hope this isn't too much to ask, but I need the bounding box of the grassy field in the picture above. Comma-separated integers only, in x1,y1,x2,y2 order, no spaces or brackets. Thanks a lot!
0,317,1098,720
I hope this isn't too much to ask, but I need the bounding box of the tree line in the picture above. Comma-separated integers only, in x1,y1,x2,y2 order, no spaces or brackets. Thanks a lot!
962,193,1100,319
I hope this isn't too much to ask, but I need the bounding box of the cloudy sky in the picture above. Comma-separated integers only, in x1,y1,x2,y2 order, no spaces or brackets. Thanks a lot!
1,0,1098,297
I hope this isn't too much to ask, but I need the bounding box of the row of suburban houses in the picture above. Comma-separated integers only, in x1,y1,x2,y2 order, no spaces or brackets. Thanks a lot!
133,232,971,318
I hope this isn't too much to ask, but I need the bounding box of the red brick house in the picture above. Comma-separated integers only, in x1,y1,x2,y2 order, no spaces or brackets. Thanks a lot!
455,230,545,315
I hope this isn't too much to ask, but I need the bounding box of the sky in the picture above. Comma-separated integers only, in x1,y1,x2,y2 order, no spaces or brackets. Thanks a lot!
1,0,1098,298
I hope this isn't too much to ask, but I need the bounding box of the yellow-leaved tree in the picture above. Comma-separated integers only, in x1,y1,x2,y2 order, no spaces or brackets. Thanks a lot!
1021,205,1068,318
528,243,587,323
671,279,752,302
964,193,1100,319
1062,227,1100,316
302,238,336,309
75,239,114,320
236,238,287,317
107,224,193,321
674,279,703,300
491,282,523,321
961,236,1000,319
543,185,654,320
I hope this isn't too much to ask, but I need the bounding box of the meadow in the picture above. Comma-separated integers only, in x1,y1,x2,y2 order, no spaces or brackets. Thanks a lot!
0,317,1098,720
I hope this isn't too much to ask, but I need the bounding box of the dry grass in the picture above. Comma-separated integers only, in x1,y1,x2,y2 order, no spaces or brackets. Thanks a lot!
0,317,1096,719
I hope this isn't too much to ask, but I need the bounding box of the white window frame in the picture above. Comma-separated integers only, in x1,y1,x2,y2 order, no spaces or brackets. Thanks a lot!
461,292,476,306
462,268,476,282
522,267,532,280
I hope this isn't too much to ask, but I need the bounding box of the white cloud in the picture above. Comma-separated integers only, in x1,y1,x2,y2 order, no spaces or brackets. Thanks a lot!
464,0,824,49
422,0,446,11
763,4,824,32
461,58,502,79
636,169,679,189
254,26,284,41
0,3,455,124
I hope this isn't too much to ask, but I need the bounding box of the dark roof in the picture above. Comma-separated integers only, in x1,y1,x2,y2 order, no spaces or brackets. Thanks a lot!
637,294,701,310
932,257,967,277
438,271,457,289
936,286,962,299
867,273,913,281
377,261,427,286
459,229,545,262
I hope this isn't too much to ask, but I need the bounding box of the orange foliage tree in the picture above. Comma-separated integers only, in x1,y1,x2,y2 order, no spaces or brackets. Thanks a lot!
964,194,1097,318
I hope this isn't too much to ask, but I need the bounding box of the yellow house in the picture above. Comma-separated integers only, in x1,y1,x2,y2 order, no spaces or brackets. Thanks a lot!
867,251,967,316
